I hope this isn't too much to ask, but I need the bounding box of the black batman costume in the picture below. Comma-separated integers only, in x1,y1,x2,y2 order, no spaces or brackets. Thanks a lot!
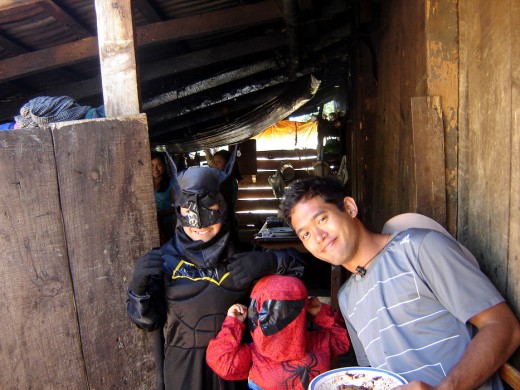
127,154,305,390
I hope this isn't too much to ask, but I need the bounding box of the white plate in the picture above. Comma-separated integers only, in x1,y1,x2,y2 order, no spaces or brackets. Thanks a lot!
309,367,407,390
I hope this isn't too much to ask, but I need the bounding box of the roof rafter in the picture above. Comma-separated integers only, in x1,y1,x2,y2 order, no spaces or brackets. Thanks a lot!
0,0,282,82
38,0,91,37
0,31,286,117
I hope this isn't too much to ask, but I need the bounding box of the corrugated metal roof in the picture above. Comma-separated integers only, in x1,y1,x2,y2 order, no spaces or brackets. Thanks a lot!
0,0,351,150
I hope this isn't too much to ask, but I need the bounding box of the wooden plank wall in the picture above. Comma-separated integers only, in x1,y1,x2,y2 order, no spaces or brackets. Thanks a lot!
358,0,458,233
0,129,87,388
458,0,520,326
359,0,426,231
424,0,460,235
354,0,519,365
0,116,159,388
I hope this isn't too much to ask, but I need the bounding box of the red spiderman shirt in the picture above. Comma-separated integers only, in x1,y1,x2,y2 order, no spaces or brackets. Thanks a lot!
206,275,350,390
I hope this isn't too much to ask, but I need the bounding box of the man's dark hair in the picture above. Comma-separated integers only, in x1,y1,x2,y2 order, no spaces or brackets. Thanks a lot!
281,176,348,224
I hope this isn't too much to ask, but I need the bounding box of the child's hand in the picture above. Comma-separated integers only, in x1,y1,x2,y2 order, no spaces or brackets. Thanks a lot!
227,303,248,322
307,297,322,317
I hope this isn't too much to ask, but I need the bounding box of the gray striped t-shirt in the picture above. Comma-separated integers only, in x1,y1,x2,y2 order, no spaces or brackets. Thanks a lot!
339,228,504,389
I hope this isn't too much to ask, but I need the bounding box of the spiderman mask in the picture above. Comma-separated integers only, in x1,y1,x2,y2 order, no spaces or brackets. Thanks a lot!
247,275,308,361
248,297,305,336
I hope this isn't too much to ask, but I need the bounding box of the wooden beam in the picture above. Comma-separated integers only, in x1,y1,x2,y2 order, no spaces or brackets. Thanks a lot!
136,0,281,45
147,75,291,128
95,0,140,116
0,32,27,55
0,37,99,81
238,188,275,199
133,0,163,23
236,198,280,212
0,32,286,118
0,0,283,82
257,149,318,159
0,0,39,12
499,363,520,389
143,59,282,110
38,0,92,37
142,32,286,83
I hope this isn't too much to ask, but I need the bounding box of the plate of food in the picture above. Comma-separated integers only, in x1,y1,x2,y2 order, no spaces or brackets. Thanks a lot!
309,367,407,390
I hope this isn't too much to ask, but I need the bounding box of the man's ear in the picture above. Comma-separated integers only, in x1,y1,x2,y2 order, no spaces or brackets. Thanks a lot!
343,197,358,218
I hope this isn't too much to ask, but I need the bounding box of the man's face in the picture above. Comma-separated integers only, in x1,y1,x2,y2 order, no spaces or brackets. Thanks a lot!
180,203,222,242
290,196,360,267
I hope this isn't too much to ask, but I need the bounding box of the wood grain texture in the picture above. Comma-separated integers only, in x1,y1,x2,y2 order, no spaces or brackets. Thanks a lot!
51,115,159,388
411,96,447,227
0,128,87,389
499,362,520,389
364,0,427,230
425,0,459,235
509,0,520,318
460,0,512,294
95,0,140,117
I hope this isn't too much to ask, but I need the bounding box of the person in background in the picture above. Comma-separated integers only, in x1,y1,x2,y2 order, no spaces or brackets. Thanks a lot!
127,159,305,390
151,152,175,245
206,274,350,390
281,175,520,390
207,148,242,248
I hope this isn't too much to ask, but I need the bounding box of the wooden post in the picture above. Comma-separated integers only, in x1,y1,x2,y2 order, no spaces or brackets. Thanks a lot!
411,96,447,227
95,0,141,116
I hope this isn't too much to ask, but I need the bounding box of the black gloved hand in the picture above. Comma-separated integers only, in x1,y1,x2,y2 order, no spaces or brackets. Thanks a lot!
130,249,164,295
227,250,278,289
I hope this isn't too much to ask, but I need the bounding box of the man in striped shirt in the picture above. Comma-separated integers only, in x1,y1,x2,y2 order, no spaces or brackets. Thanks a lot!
281,176,520,390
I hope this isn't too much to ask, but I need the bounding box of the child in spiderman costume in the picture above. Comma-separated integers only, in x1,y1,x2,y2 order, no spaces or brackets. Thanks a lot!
126,152,305,390
206,274,350,390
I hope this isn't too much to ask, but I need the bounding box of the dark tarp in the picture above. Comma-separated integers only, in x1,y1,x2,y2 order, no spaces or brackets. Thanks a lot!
150,74,320,152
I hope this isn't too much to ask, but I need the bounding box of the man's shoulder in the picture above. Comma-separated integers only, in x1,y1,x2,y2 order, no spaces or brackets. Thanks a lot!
392,227,450,245
389,229,463,262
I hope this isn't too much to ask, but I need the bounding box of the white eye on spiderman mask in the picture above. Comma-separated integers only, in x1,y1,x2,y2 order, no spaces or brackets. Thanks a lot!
165,150,236,228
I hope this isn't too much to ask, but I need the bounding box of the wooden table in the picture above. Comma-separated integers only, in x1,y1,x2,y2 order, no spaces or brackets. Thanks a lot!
252,220,307,252
253,235,307,252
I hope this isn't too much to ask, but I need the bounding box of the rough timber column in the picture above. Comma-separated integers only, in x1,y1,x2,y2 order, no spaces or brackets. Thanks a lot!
95,0,141,116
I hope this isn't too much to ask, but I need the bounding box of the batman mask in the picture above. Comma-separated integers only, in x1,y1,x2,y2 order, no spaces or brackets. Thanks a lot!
165,150,237,229
175,167,228,228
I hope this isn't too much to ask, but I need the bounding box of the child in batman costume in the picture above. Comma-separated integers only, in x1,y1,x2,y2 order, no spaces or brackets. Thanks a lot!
206,275,350,390
126,152,305,390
